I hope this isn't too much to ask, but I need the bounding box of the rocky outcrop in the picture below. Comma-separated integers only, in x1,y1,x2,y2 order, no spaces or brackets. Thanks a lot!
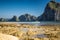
0,18,5,22
0,18,7,22
10,16,19,22
0,33,19,40
55,3,60,21
19,14,37,22
37,1,60,21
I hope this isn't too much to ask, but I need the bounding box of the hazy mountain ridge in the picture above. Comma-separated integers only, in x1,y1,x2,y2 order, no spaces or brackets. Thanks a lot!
19,14,37,22
0,14,37,22
0,1,60,22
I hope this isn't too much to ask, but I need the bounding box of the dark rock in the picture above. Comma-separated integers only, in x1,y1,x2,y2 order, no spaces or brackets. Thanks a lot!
0,18,5,22
19,13,37,22
10,16,19,22
37,1,60,21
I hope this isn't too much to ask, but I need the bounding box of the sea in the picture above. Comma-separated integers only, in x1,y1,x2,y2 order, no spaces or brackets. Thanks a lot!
0,21,60,25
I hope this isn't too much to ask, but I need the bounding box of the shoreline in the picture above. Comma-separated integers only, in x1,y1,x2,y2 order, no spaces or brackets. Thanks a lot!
0,22,60,26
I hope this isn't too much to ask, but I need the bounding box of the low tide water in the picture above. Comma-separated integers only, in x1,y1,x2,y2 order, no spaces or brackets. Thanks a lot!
18,21,60,26
0,21,60,25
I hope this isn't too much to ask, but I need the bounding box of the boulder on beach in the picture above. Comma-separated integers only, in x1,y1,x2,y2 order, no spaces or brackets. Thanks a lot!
0,33,19,40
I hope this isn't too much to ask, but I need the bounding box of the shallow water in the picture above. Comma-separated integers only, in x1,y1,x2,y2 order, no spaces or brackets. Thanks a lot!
0,21,60,25
18,21,60,26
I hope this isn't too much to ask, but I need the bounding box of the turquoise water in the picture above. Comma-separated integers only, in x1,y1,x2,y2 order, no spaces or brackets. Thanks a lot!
18,21,60,25
0,21,60,25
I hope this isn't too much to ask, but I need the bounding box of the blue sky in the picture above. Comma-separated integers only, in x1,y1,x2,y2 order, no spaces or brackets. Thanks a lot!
0,0,60,18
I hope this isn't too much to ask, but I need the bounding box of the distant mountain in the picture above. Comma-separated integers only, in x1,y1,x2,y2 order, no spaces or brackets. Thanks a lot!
19,14,37,22
0,14,37,22
0,18,5,22
9,16,19,22
0,1,60,22
37,1,60,21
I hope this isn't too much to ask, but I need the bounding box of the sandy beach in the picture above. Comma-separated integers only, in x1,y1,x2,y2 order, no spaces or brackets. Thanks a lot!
0,22,60,40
